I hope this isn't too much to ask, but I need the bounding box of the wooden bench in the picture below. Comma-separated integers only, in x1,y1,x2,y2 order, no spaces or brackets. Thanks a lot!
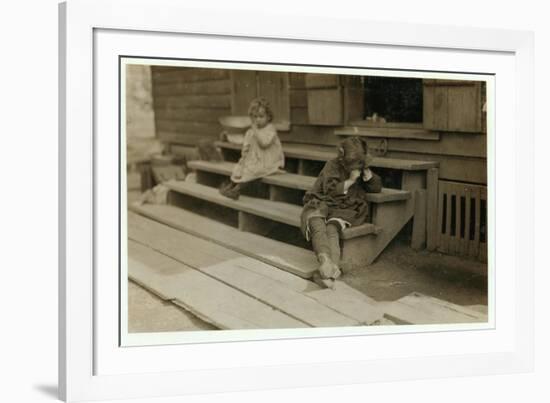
164,180,380,240
187,160,412,204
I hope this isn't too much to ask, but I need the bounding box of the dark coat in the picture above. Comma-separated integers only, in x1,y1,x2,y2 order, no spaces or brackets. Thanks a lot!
300,158,382,237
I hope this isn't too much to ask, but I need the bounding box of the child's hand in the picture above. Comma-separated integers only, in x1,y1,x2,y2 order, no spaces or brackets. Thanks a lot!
349,169,361,182
362,168,373,182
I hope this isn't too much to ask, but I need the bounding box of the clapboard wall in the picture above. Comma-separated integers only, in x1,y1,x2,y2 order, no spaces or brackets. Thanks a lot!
151,66,232,146
151,67,487,185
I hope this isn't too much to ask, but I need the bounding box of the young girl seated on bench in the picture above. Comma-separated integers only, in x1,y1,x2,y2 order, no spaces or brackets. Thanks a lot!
301,136,382,288
219,97,285,200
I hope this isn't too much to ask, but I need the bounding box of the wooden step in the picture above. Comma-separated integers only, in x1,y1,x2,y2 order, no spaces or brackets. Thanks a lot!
334,126,439,141
342,192,415,267
128,240,307,329
130,202,318,278
380,292,488,325
188,160,411,203
163,180,380,239
215,141,439,171
128,213,385,326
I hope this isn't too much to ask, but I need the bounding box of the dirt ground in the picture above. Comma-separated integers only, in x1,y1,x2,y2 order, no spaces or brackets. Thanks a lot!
128,281,216,332
342,240,487,306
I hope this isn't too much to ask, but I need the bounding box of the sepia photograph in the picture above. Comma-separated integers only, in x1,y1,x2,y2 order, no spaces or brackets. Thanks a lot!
123,59,490,341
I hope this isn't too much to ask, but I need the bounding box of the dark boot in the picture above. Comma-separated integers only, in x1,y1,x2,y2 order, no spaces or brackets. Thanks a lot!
219,180,232,192
222,183,241,200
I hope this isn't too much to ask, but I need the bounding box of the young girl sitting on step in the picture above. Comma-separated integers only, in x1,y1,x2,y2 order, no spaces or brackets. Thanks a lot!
300,136,382,288
219,97,285,200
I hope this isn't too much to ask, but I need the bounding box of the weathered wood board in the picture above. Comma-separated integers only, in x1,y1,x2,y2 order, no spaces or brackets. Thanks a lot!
129,211,241,266
188,160,411,203
200,260,360,327
234,257,385,325
153,79,231,96
128,240,307,329
411,189,427,250
215,141,439,170
128,211,384,324
305,285,385,325
426,167,439,251
153,94,231,109
130,203,317,278
164,180,378,239
381,292,488,325
165,180,303,227
151,67,229,84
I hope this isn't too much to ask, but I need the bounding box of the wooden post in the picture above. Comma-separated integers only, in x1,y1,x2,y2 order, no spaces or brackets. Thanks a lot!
411,190,427,250
138,162,154,192
464,185,472,255
437,181,449,254
297,159,306,175
426,168,439,251
401,171,425,191
402,170,426,250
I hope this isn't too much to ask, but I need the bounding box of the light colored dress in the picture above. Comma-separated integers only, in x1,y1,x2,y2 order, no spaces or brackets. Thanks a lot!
231,123,285,183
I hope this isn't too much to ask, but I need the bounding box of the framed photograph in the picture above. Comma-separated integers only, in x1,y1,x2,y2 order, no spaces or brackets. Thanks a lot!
59,0,534,401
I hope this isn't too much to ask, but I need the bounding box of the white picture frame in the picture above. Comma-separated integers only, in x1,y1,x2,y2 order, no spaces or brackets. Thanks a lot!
59,0,534,401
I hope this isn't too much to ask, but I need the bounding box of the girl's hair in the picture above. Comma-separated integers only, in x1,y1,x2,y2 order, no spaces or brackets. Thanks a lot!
248,97,274,122
338,136,368,169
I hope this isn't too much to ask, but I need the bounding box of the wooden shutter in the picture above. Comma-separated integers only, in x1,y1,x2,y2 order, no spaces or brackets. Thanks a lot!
231,71,291,128
257,71,290,124
231,70,258,115
289,73,309,124
305,74,344,125
423,79,485,133
343,76,364,122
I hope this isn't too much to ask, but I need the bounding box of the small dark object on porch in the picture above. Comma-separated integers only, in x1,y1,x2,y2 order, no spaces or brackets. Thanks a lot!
219,180,241,200
197,139,223,162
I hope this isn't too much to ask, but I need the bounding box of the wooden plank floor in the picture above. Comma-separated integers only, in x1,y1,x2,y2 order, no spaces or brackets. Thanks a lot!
201,260,359,327
380,292,488,325
128,211,484,328
210,255,385,324
305,287,385,325
128,212,385,326
130,203,318,278
129,240,307,329
200,255,385,325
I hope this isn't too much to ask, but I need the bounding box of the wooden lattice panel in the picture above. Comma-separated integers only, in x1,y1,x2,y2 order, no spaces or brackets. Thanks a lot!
437,180,487,261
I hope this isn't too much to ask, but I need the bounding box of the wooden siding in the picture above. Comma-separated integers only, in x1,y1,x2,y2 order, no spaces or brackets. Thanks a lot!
151,68,487,184
277,126,487,184
151,66,232,146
